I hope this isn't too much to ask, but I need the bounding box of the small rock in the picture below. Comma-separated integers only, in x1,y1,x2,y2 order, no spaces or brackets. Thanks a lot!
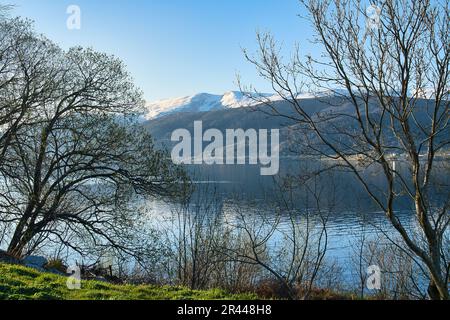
22,255,48,269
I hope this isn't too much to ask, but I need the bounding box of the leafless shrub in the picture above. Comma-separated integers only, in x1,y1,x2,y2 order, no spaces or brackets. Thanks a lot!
240,0,449,299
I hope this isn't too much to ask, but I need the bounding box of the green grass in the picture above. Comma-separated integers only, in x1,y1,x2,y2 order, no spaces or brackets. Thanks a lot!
0,263,257,300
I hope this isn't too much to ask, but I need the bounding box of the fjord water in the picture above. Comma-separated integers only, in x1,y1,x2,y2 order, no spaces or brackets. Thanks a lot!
145,157,448,289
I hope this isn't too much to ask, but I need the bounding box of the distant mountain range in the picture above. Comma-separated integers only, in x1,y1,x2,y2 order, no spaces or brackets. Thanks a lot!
143,91,280,120
143,91,449,156
144,88,445,120
143,90,352,120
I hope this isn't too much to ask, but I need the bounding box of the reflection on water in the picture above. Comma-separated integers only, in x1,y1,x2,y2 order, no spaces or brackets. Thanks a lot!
145,197,418,287
144,158,448,289
35,158,446,293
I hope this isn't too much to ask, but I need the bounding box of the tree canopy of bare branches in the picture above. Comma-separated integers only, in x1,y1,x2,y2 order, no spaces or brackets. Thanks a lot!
242,0,449,299
0,18,188,259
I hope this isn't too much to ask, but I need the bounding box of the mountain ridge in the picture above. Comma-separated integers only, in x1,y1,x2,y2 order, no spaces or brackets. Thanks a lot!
144,94,449,157
144,87,447,120
144,91,281,119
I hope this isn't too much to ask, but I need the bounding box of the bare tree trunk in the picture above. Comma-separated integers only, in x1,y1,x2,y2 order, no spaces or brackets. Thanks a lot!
240,0,449,299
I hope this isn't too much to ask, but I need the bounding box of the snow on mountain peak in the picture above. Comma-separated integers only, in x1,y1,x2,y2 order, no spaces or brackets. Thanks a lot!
143,89,349,120
220,91,281,108
144,91,277,119
143,88,446,120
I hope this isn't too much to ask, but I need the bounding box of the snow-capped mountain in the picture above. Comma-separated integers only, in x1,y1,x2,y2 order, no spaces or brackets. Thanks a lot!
143,90,349,119
143,88,446,119
144,91,281,119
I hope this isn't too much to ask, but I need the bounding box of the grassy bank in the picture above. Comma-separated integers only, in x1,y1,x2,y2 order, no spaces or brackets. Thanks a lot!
0,263,257,300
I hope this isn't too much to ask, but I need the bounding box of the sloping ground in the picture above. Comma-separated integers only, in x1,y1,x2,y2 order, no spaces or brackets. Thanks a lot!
0,263,257,300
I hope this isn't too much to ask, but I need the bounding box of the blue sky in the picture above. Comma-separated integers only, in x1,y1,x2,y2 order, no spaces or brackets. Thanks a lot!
6,0,317,101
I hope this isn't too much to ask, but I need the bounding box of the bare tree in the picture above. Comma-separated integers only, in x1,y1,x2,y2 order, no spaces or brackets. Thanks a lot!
0,17,53,164
0,23,187,258
168,185,223,289
241,0,449,299
215,174,333,300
